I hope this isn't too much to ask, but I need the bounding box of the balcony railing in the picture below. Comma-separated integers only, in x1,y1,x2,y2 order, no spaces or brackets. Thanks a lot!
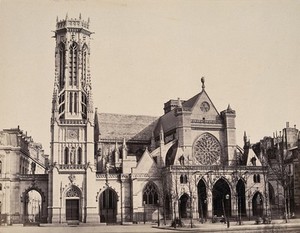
59,164,86,170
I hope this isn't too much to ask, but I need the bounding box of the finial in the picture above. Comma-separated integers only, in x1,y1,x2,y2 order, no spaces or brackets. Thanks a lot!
56,16,58,23
201,77,205,90
79,13,82,20
244,131,247,143
227,104,232,111
65,13,68,20
177,97,182,108
88,17,90,23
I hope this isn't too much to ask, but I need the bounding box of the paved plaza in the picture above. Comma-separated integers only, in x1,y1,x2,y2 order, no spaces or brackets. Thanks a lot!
1,219,300,233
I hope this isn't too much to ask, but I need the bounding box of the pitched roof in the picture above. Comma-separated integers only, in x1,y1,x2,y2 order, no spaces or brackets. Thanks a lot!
97,113,159,141
182,92,200,108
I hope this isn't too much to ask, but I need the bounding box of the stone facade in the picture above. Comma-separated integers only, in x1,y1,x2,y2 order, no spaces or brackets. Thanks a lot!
0,15,270,225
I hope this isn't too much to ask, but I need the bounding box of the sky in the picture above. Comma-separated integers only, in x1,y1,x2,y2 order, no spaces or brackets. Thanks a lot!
0,0,300,154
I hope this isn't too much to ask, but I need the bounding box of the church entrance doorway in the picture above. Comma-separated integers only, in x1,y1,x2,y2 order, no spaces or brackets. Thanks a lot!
179,193,190,219
236,179,246,217
99,188,117,223
197,179,207,221
212,179,231,217
252,192,263,217
66,199,79,221
65,186,81,222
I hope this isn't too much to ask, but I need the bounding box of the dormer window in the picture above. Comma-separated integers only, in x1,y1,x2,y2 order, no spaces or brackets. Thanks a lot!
251,157,256,166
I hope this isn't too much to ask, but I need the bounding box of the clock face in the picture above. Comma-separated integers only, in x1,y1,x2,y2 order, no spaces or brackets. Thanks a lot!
200,101,210,112
68,129,78,139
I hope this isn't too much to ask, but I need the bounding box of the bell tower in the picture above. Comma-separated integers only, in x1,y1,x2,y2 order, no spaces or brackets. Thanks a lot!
49,14,97,223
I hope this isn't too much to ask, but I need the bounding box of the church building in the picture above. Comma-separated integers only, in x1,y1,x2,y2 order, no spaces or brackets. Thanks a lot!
0,15,268,225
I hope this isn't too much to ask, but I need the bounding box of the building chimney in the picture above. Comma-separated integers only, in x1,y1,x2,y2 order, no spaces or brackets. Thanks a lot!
286,122,290,128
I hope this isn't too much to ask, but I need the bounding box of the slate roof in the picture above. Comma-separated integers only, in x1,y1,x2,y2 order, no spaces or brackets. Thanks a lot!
97,113,159,141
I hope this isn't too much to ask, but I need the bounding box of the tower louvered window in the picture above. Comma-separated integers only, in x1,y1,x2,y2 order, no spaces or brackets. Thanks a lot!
69,42,78,86
82,45,88,87
59,43,65,90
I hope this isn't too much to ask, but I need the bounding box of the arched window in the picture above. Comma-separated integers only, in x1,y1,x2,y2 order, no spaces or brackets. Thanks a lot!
74,92,77,113
180,174,188,184
251,157,257,166
179,156,185,166
253,174,261,183
143,182,158,205
69,42,78,86
0,183,2,191
180,175,184,184
0,161,2,174
64,147,69,164
77,147,82,165
69,92,73,113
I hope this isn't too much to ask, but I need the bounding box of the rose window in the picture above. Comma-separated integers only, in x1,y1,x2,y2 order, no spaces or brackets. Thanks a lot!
193,133,221,165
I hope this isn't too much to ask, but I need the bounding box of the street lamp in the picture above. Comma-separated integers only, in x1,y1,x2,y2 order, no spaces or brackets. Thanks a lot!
157,200,160,227
204,199,207,222
225,194,230,228
0,201,2,226
143,201,146,224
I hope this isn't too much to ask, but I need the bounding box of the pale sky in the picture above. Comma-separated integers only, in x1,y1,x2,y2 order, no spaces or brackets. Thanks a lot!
0,0,300,154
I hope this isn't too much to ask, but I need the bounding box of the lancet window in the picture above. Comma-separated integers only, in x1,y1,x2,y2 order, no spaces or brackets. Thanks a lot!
142,182,158,205
69,42,78,86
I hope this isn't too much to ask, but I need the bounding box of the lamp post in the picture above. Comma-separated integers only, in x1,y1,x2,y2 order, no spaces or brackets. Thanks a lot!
178,199,181,223
157,200,160,227
204,199,207,222
143,201,146,224
0,201,2,226
225,194,230,228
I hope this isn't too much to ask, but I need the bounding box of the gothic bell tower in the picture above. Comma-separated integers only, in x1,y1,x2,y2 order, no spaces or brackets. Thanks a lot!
49,14,97,223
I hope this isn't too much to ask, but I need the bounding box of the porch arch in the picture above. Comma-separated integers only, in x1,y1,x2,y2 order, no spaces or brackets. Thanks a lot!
212,178,231,217
99,188,118,223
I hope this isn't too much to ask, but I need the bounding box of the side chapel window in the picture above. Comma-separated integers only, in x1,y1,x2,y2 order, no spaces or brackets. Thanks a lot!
142,182,158,205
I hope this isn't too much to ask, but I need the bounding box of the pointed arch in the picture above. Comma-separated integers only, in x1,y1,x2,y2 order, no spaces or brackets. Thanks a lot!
236,179,246,216
99,188,118,223
69,42,78,86
179,193,190,218
0,160,2,173
198,178,207,220
212,178,232,217
142,182,159,205
65,185,81,221
252,191,263,217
